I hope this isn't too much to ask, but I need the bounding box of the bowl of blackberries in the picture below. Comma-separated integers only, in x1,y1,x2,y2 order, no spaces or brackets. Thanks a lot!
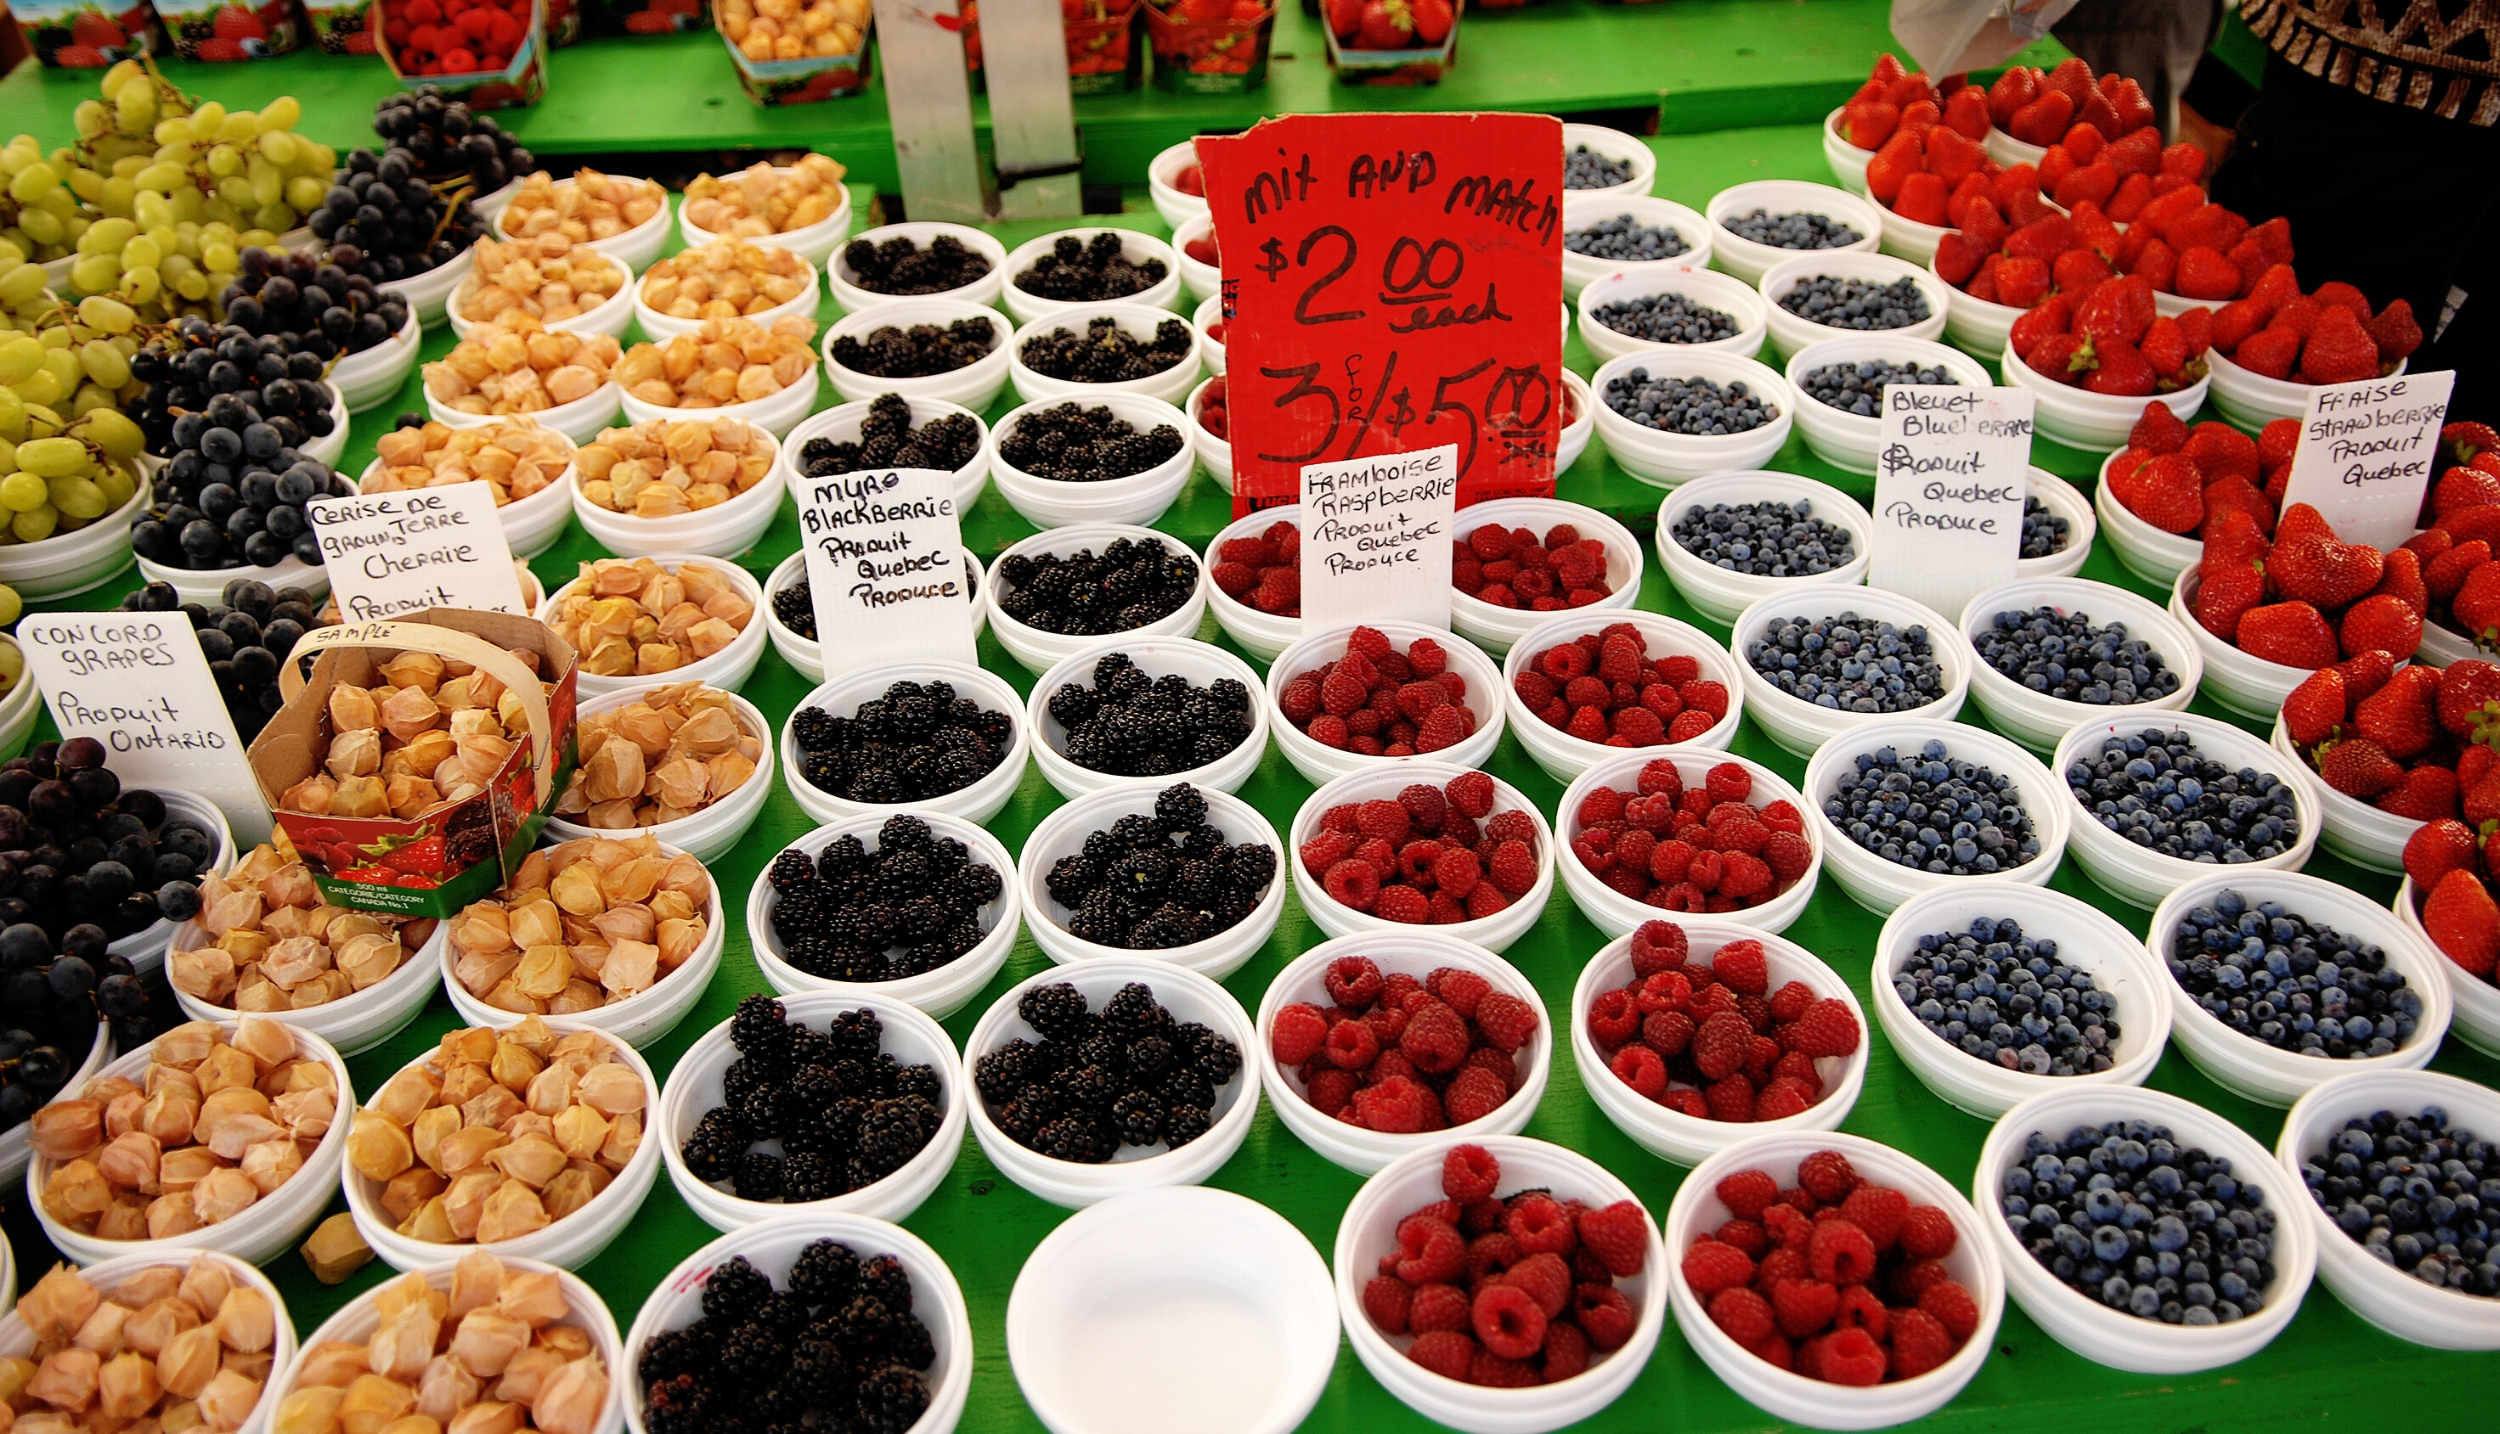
129,314,350,469
129,392,351,605
113,578,321,744
963,960,1259,1207
829,222,1009,310
782,663,1031,826
747,810,1023,1020
1009,306,1202,406
222,246,420,416
984,525,1208,675
820,299,1013,412
988,395,1195,531
660,990,968,1229
315,143,493,326
1000,228,1183,325
1028,640,1269,799
0,738,232,978
778,391,991,512
763,552,985,684
1016,781,1285,980
375,86,534,219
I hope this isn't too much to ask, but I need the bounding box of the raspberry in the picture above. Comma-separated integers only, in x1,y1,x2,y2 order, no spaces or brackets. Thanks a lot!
1472,991,1537,1052
1680,1238,1754,1296
1271,1003,1329,1065
1401,1001,1472,1075
1784,999,1862,1059
1754,1079,1812,1120
1483,809,1536,847
1250,568,1299,613
1355,1075,1432,1133
1388,781,1449,833
1465,883,1512,919
1406,638,1448,676
1442,1066,1511,1125
1667,710,1719,742
1891,1257,1953,1304
1814,1325,1887,1386
1415,706,1472,753
1503,1250,1572,1319
1898,1205,1958,1260
1770,1277,1839,1339
1918,1279,1979,1341
1354,837,1397,878
1574,1283,1636,1351
1808,1219,1878,1286
1839,1185,1909,1252
1704,762,1751,804
1429,966,1492,1018
1680,680,1730,719
1470,1282,1547,1360
1771,1050,1821,1094
1322,858,1380,912
1705,1074,1756,1122
1505,1193,1577,1256
1708,1285,1776,1344
1373,885,1429,924
1797,1150,1859,1203
1398,680,1450,719
1575,1200,1648,1277
1716,1218,1770,1258
1759,1245,1810,1285
1408,1281,1471,1333
1887,1307,1955,1380
1712,939,1769,995
1347,625,1391,658
1487,840,1538,896
1324,955,1385,1008
1468,1231,1522,1278
1833,1282,1888,1342
1763,830,1813,882
1321,803,1362,833
1468,525,1514,560
1470,1347,1539,1388
1278,676,1321,723
1396,1213,1467,1283
1538,643,1591,682
1446,770,1495,818
1356,799,1411,844
1438,1144,1500,1205
1630,920,1689,974
1692,1011,1753,1081
1323,1018,1379,1070
1304,1067,1357,1116
1320,667,1368,717
1634,969,1692,1015
1717,1169,1780,1221
1363,1274,1413,1333
1608,1043,1667,1098
1407,1329,1476,1380
1541,1319,1589,1383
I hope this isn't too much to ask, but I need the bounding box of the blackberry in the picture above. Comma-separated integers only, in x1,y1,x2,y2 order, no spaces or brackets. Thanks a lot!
886,1311,936,1371
770,824,998,982
685,1006,943,1201
987,976,1232,1163
637,1325,716,1386
716,1322,786,1381
1154,783,1208,831
975,1041,1036,1104
642,1374,712,1434
843,233,995,297
781,1151,842,1203
732,1151,786,1201
790,1239,862,1308
701,1257,775,1326
1165,1103,1214,1147
767,849,817,896
730,993,795,1067
859,1255,914,1315
786,1338,855,1414
852,1364,932,1434
1037,1114,1115,1163
680,1108,749,1183
853,1096,940,1181
1111,1088,1165,1145
644,1239,931,1434
789,680,1010,806
1017,316,1195,384
1161,1066,1215,1114
829,320,998,379
1178,1023,1242,1084
1019,983,1092,1041
1013,231,1167,303
997,402,1186,483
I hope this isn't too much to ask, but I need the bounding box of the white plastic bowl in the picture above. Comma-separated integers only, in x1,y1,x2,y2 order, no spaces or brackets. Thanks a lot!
1019,784,1284,980
1504,610,1744,780
1877,205,1951,267
0,1249,295,1434
1558,368,1597,473
747,810,1021,1020
632,251,818,341
2092,447,2200,588
1193,292,1228,376
570,424,786,559
1189,374,1233,492
428,379,624,447
1729,584,1972,756
106,789,239,978
470,174,523,222
333,303,424,413
1006,302,1201,405
1203,504,1302,660
2392,876,2500,1058
2002,337,2212,451
2276,1068,2500,1349
2148,868,2455,1107
543,685,774,863
1448,497,1644,655
1338,1134,1664,1433
827,220,1010,313
1783,333,1990,472
2270,714,2413,875
678,171,852,265
1172,213,1220,306
1959,576,2203,752
2169,566,2319,722
1001,228,1185,325
493,177,672,270
657,989,965,1231
2207,349,2408,434
1872,880,2173,1118
1576,264,1769,364
357,433,578,559
1554,748,1820,938
617,363,818,441
537,553,768,699
775,393,992,513
1146,139,1211,229
1254,932,1553,1174
293,381,352,471
1705,179,1884,285
0,640,37,761
342,1017,662,1271
1013,1184,1335,1434
1029,635,1269,798
1804,715,2071,915
759,550,986,684
1977,1083,2314,1372
0,1018,112,1188
1265,621,1506,785
622,1215,968,1434
986,524,1210,675
779,659,1030,827
964,958,1261,1208
1574,923,1866,1163
0,477,145,600
989,393,1197,531
820,297,1013,410
1562,194,1714,301
1823,105,1873,195
1288,760,1553,954
382,244,475,329
1667,1131,2002,1429
30,1018,351,1269
1935,253,2027,360
1588,348,1797,488
1655,471,1873,623
1986,127,2050,170
1562,122,1658,203
1759,251,1953,360
2022,466,2096,579
448,251,634,341
168,911,447,1057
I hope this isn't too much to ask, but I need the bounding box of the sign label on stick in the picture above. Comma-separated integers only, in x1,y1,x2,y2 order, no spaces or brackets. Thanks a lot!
2278,370,2455,553
795,465,979,676
17,613,271,846
1869,384,2036,619
1299,442,1459,629
306,482,528,622
1195,111,1566,516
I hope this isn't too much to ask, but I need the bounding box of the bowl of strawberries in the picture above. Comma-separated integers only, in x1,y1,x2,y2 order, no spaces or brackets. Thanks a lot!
2000,273,2211,449
2204,271,2422,431
2394,831,2500,1059
1824,54,1992,203
2274,656,2494,876
2175,501,2427,721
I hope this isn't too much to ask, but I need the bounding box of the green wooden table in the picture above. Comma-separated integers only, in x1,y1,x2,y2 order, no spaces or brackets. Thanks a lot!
6,120,2500,1434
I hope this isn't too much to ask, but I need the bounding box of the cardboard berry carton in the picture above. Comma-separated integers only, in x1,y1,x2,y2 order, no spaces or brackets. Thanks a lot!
1320,0,1458,85
303,0,383,53
1145,0,1271,93
377,0,549,109
248,609,579,921
1065,0,1143,94
152,0,301,58
718,0,873,105
11,0,167,66
594,0,702,32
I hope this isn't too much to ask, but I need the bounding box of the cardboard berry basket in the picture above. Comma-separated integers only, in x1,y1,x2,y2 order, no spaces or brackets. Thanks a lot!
12,0,167,66
153,0,302,58
248,608,580,921
1321,0,1459,85
718,1,873,105
1145,0,1273,93
304,0,384,53
376,0,549,109
1066,0,1143,94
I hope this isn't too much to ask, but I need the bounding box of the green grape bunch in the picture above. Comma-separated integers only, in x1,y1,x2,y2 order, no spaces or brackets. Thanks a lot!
0,336,145,548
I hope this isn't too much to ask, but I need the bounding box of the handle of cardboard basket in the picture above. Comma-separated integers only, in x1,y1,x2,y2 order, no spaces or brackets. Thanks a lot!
276,617,559,809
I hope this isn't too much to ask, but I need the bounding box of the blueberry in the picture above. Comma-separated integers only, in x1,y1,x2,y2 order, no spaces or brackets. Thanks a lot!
2021,495,2071,559
1721,207,1864,249
1563,213,1691,262
2166,888,2410,1056
1777,274,1933,331
2006,1122,2274,1323
1801,357,1960,416
1745,611,1946,715
2303,1105,2498,1298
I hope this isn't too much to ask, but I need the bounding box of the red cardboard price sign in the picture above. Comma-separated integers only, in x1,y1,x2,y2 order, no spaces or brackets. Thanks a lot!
1196,112,1566,517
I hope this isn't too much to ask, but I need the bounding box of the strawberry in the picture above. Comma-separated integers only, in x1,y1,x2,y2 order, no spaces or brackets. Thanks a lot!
2010,90,2074,146
2026,331,2087,379
2052,161,2119,211
71,10,127,45
2454,560,2500,644
2044,56,2094,107
2139,315,2188,378
2447,421,2500,466
2438,660,2500,739
1894,172,1952,226
1844,100,1902,151
2173,246,2242,300
1942,86,1991,141
2182,423,2260,485
213,3,268,39
2353,663,2441,760
2332,650,2398,701
2194,564,2267,639
1326,0,1360,35
2113,453,2201,533
2462,742,2499,797
2282,667,2348,745
2107,172,2155,223
1993,255,2051,308
2371,545,2429,615
2127,235,2178,291
2236,601,2341,668
2053,247,2114,295
2296,304,2383,385
2267,504,2384,607
2007,290,2073,356
378,832,447,876
1354,0,1413,47
1409,0,1451,41
2466,763,2500,827
2340,593,2423,662
2377,766,2458,821
2079,338,2156,397
1932,232,1985,287
1988,66,2038,127
2422,868,2500,979
2312,280,2373,319
2315,737,2405,799
2212,296,2271,354
2128,400,2189,454
2234,324,2302,379
2403,818,2482,890
2202,475,2276,537
2200,506,2272,571
2427,539,2493,604
2433,462,2500,517
2077,88,2123,138
2170,203,2249,255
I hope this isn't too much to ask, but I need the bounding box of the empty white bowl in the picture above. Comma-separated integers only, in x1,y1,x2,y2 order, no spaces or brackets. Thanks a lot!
536,553,768,699
1959,576,2203,752
1976,1084,2314,1372
1503,610,1744,780
820,296,1013,410
1705,180,1884,285
988,392,1196,530
1448,497,1643,655
1576,263,1768,364
1782,333,1989,472
1729,583,1972,756
1264,621,1506,784
1554,748,1821,938
1873,880,2173,1118
2270,713,2412,875
827,221,1009,312
1562,193,1714,300
1001,228,1185,325
2149,868,2454,1106
1573,923,1867,1163
493,176,672,269
632,250,818,341
1288,760,1554,954
1758,250,1951,359
2002,337,2211,451
1562,122,1658,203
1588,348,1797,488
779,659,1031,827
1146,139,1211,229
747,810,1020,1020
1804,716,2071,915
1017,784,1284,980
1172,212,1221,305
333,303,424,413
1006,302,1201,406
677,171,852,265
775,392,991,513
1203,503,1302,660
1655,471,1873,623
2168,565,2317,722
2022,467,2096,578
1029,635,1269,798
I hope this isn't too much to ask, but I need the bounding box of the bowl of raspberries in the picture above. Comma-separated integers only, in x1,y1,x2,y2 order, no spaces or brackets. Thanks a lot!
1205,505,1304,660
1267,623,1507,784
1257,935,1551,1174
1017,781,1286,979
1506,614,1743,782
1338,1136,1665,1428
1556,752,1821,938
1572,918,1868,1163
1290,764,1556,954
1668,1135,2003,1427
1446,499,1643,656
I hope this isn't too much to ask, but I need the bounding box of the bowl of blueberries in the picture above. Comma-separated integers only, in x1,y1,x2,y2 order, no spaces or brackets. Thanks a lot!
1656,473,1873,624
1782,335,1987,473
1703,180,1882,285
2274,1069,2500,1348
1958,576,2201,752
2049,716,2314,910
1575,264,1769,364
1758,251,1951,360
1802,718,2068,916
1872,880,2173,1119
1560,194,1714,301
829,222,1009,312
1589,349,1795,487
1560,124,1657,203
1975,1084,2318,1373
820,298,1013,413
2019,470,2094,579
2147,872,2452,1107
1730,584,1972,756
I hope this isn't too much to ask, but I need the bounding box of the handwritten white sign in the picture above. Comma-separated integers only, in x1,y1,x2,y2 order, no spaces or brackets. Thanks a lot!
794,466,979,677
1869,385,2036,620
1299,444,1458,629
306,482,527,622
2279,369,2455,553
18,613,271,846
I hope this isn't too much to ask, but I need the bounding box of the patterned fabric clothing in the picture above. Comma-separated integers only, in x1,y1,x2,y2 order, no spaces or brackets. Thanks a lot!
2239,0,2500,125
